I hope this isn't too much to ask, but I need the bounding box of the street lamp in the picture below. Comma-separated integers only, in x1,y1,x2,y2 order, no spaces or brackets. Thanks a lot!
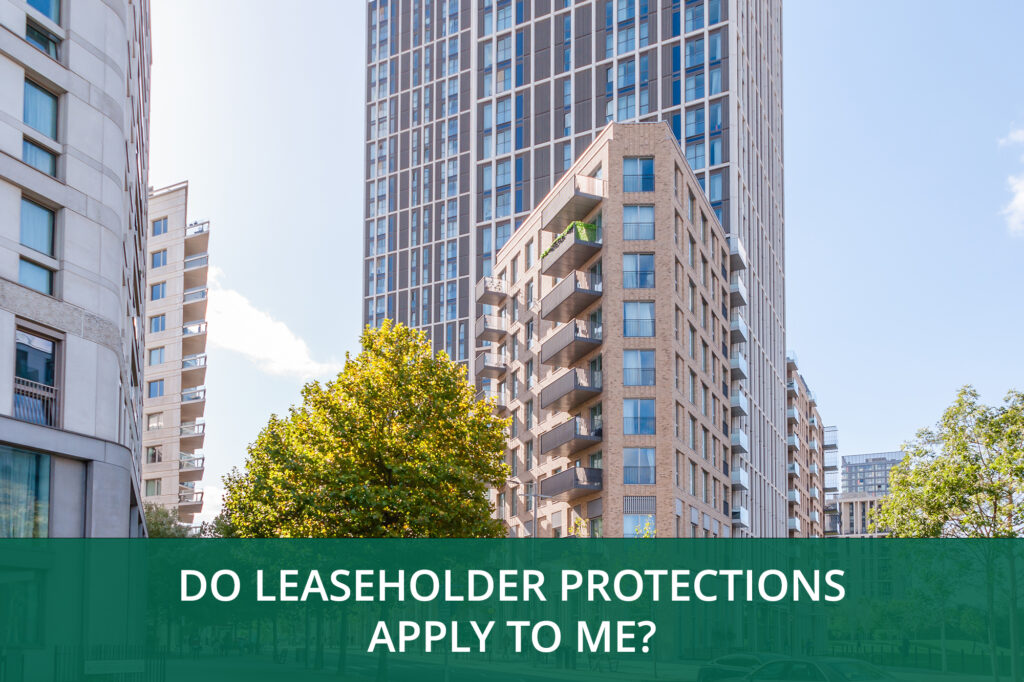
507,477,553,541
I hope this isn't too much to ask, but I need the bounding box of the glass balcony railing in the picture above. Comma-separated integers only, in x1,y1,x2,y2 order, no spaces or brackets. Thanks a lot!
182,354,207,369
184,253,209,270
183,321,207,336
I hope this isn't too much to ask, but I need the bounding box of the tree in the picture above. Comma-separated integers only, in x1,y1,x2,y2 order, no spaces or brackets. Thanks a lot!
872,386,1024,682
221,320,510,538
144,503,192,538
872,386,1024,539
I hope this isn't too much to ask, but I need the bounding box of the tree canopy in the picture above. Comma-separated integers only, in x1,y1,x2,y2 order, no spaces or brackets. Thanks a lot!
222,321,510,538
872,386,1024,537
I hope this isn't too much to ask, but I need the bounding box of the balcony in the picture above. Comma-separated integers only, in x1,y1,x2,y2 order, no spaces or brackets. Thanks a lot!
183,320,207,337
787,407,801,424
728,235,747,271
476,276,507,306
729,275,747,307
185,221,209,238
13,377,60,428
477,388,509,412
788,517,802,533
786,351,798,369
730,353,748,380
540,466,603,501
475,314,507,342
184,253,208,271
178,490,204,509
731,466,750,491
540,319,602,367
540,222,602,278
788,489,801,505
808,390,818,406
182,354,207,370
540,368,602,412
541,271,603,322
180,421,206,438
730,313,748,343
808,463,820,476
539,417,602,458
809,487,820,499
539,175,606,233
787,380,798,397
182,386,206,403
730,391,748,417
787,461,801,478
475,352,508,379
809,510,820,524
183,286,208,304
179,453,205,482
808,439,820,453
730,427,749,454
731,505,750,529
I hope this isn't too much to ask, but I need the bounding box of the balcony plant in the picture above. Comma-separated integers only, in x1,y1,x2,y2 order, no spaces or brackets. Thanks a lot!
540,220,599,260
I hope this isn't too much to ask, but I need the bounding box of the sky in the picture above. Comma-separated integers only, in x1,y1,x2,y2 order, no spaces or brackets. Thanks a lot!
148,1,1024,523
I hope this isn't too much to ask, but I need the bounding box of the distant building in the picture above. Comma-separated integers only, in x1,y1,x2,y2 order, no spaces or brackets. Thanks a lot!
143,182,209,523
826,450,903,537
783,352,827,537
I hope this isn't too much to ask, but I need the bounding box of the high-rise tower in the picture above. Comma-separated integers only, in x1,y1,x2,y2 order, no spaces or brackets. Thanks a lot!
363,0,785,535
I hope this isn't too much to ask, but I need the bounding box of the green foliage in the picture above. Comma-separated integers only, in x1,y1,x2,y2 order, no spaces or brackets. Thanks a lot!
222,321,510,538
539,221,598,259
143,503,193,538
872,386,1024,537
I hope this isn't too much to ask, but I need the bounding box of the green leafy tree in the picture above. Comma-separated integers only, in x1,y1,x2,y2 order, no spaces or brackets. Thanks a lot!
872,386,1024,682
143,503,192,538
222,320,510,538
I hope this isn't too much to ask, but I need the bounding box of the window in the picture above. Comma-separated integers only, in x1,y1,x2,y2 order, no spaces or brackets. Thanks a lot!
623,157,654,192
151,282,166,301
152,218,168,236
146,446,162,464
624,514,655,538
26,21,59,58
686,107,705,137
624,448,656,484
623,253,654,289
624,398,656,435
24,80,57,139
148,380,164,398
685,3,704,32
14,329,57,426
20,198,54,256
0,444,50,537
624,301,655,337
624,349,656,385
623,205,654,240
152,250,167,268
19,259,52,295
23,139,55,175
686,140,705,170
149,347,164,366
144,479,162,497
146,413,163,430
685,72,704,101
28,0,60,22
150,315,166,333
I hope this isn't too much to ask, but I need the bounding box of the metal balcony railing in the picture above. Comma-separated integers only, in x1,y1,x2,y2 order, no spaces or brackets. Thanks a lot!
179,491,204,504
13,377,60,427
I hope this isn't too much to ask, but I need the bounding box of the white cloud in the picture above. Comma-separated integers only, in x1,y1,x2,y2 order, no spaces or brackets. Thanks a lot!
207,267,342,379
999,128,1024,147
1004,175,1024,235
1001,128,1024,235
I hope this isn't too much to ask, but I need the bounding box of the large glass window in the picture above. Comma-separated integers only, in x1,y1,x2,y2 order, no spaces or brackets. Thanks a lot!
28,0,60,22
26,21,60,58
623,205,654,240
624,301,655,336
624,513,655,537
151,282,166,301
0,445,50,537
23,139,55,175
623,253,654,288
623,157,654,192
624,398,656,435
20,199,54,256
686,140,705,170
148,380,164,399
24,80,57,139
14,330,56,426
150,315,165,333
624,447,656,484
19,259,52,295
152,218,168,236
685,72,704,101
624,349,656,385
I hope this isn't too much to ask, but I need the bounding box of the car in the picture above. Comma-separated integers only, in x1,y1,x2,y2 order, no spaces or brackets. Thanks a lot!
697,653,787,682
734,657,897,682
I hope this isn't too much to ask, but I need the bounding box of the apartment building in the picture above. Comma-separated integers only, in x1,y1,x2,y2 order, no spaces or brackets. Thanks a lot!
0,0,150,537
841,451,902,495
142,182,208,523
481,122,748,538
364,0,787,535
783,352,826,537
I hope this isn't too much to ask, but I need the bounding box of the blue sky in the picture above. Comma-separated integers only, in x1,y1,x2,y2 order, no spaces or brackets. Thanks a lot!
148,1,1024,521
